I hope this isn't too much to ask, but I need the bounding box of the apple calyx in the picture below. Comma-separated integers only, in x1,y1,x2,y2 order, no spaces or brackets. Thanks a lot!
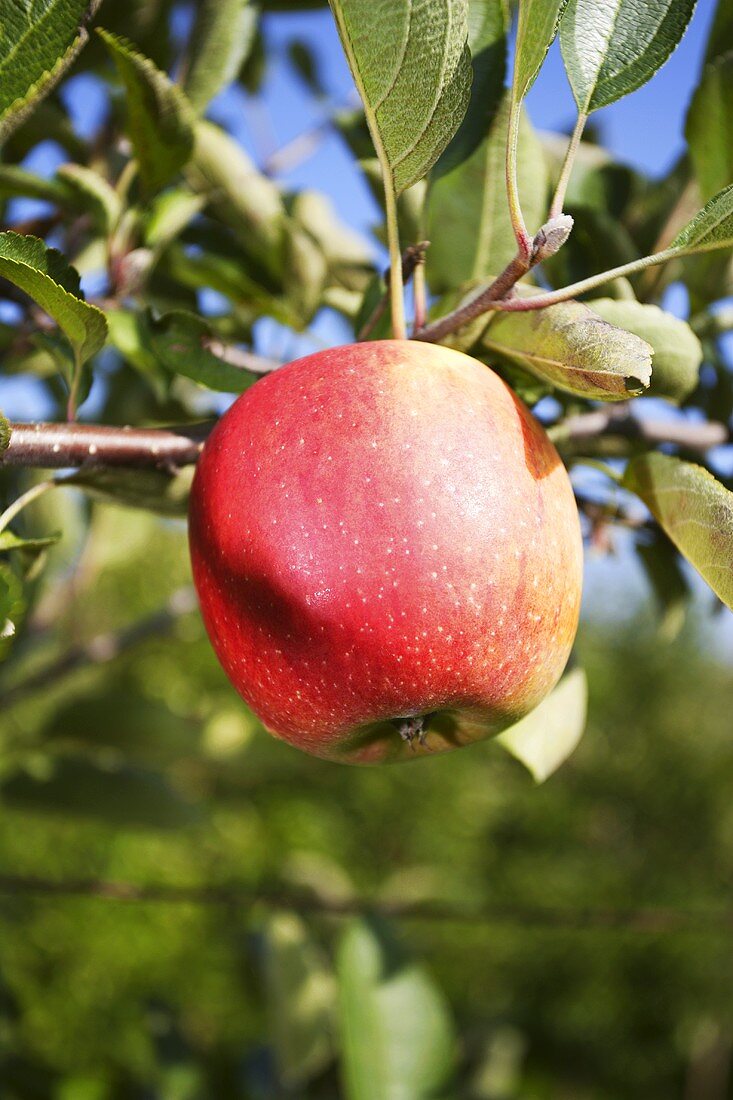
393,713,436,750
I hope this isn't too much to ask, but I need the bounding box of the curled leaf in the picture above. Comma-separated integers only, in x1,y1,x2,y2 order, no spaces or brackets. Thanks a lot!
588,298,702,403
482,296,652,399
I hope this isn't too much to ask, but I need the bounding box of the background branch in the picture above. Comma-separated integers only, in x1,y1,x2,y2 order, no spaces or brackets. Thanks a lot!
358,241,430,341
549,406,731,453
0,872,729,932
0,422,211,470
0,588,197,708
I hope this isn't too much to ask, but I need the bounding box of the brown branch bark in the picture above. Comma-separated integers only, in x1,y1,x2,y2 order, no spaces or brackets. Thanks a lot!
413,252,529,344
0,422,212,471
0,872,729,931
550,406,730,453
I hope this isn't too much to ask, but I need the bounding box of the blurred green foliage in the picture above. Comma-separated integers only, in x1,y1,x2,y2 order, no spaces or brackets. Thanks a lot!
0,501,731,1097
0,0,733,1095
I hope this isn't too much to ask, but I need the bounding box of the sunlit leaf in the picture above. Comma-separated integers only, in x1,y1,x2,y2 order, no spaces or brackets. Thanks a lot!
142,188,207,250
262,911,336,1088
0,0,99,143
283,222,329,324
0,560,24,660
0,164,75,205
0,233,107,379
686,53,733,202
482,295,652,399
623,453,733,610
97,29,194,194
0,409,9,454
434,0,508,177
0,531,61,554
290,190,373,292
670,182,733,253
183,0,257,113
514,0,567,102
337,916,457,1100
427,98,548,292
588,298,702,402
187,121,285,275
56,163,121,232
497,667,588,782
328,0,472,194
560,0,696,114
149,311,259,393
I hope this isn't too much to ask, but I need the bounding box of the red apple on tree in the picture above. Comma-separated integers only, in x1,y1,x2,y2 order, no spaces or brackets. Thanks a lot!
189,340,583,764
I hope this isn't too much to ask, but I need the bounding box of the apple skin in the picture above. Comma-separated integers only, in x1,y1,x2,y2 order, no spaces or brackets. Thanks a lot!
189,340,583,764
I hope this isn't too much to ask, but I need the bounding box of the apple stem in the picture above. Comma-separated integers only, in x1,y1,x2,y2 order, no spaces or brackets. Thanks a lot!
357,242,430,342
384,183,407,340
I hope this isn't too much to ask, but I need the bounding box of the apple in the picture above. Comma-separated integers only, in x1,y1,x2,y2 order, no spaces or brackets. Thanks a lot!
189,340,583,764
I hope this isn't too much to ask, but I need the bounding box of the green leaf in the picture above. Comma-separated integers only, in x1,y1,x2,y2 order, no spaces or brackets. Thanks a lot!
0,232,107,374
686,53,733,203
497,667,588,782
142,188,207,250
0,561,24,659
0,531,61,554
288,39,327,95
56,163,122,232
514,0,568,102
262,911,336,1088
588,299,702,403
0,410,10,454
65,467,193,517
637,534,690,641
705,0,733,63
97,29,194,194
427,97,548,292
482,296,653,400
283,223,329,324
623,453,733,610
0,0,98,144
337,916,457,1100
149,311,259,393
105,309,169,397
328,0,472,194
434,0,508,178
0,756,199,829
670,182,733,253
290,190,373,292
183,0,257,113
0,164,75,205
187,121,285,275
560,0,695,114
